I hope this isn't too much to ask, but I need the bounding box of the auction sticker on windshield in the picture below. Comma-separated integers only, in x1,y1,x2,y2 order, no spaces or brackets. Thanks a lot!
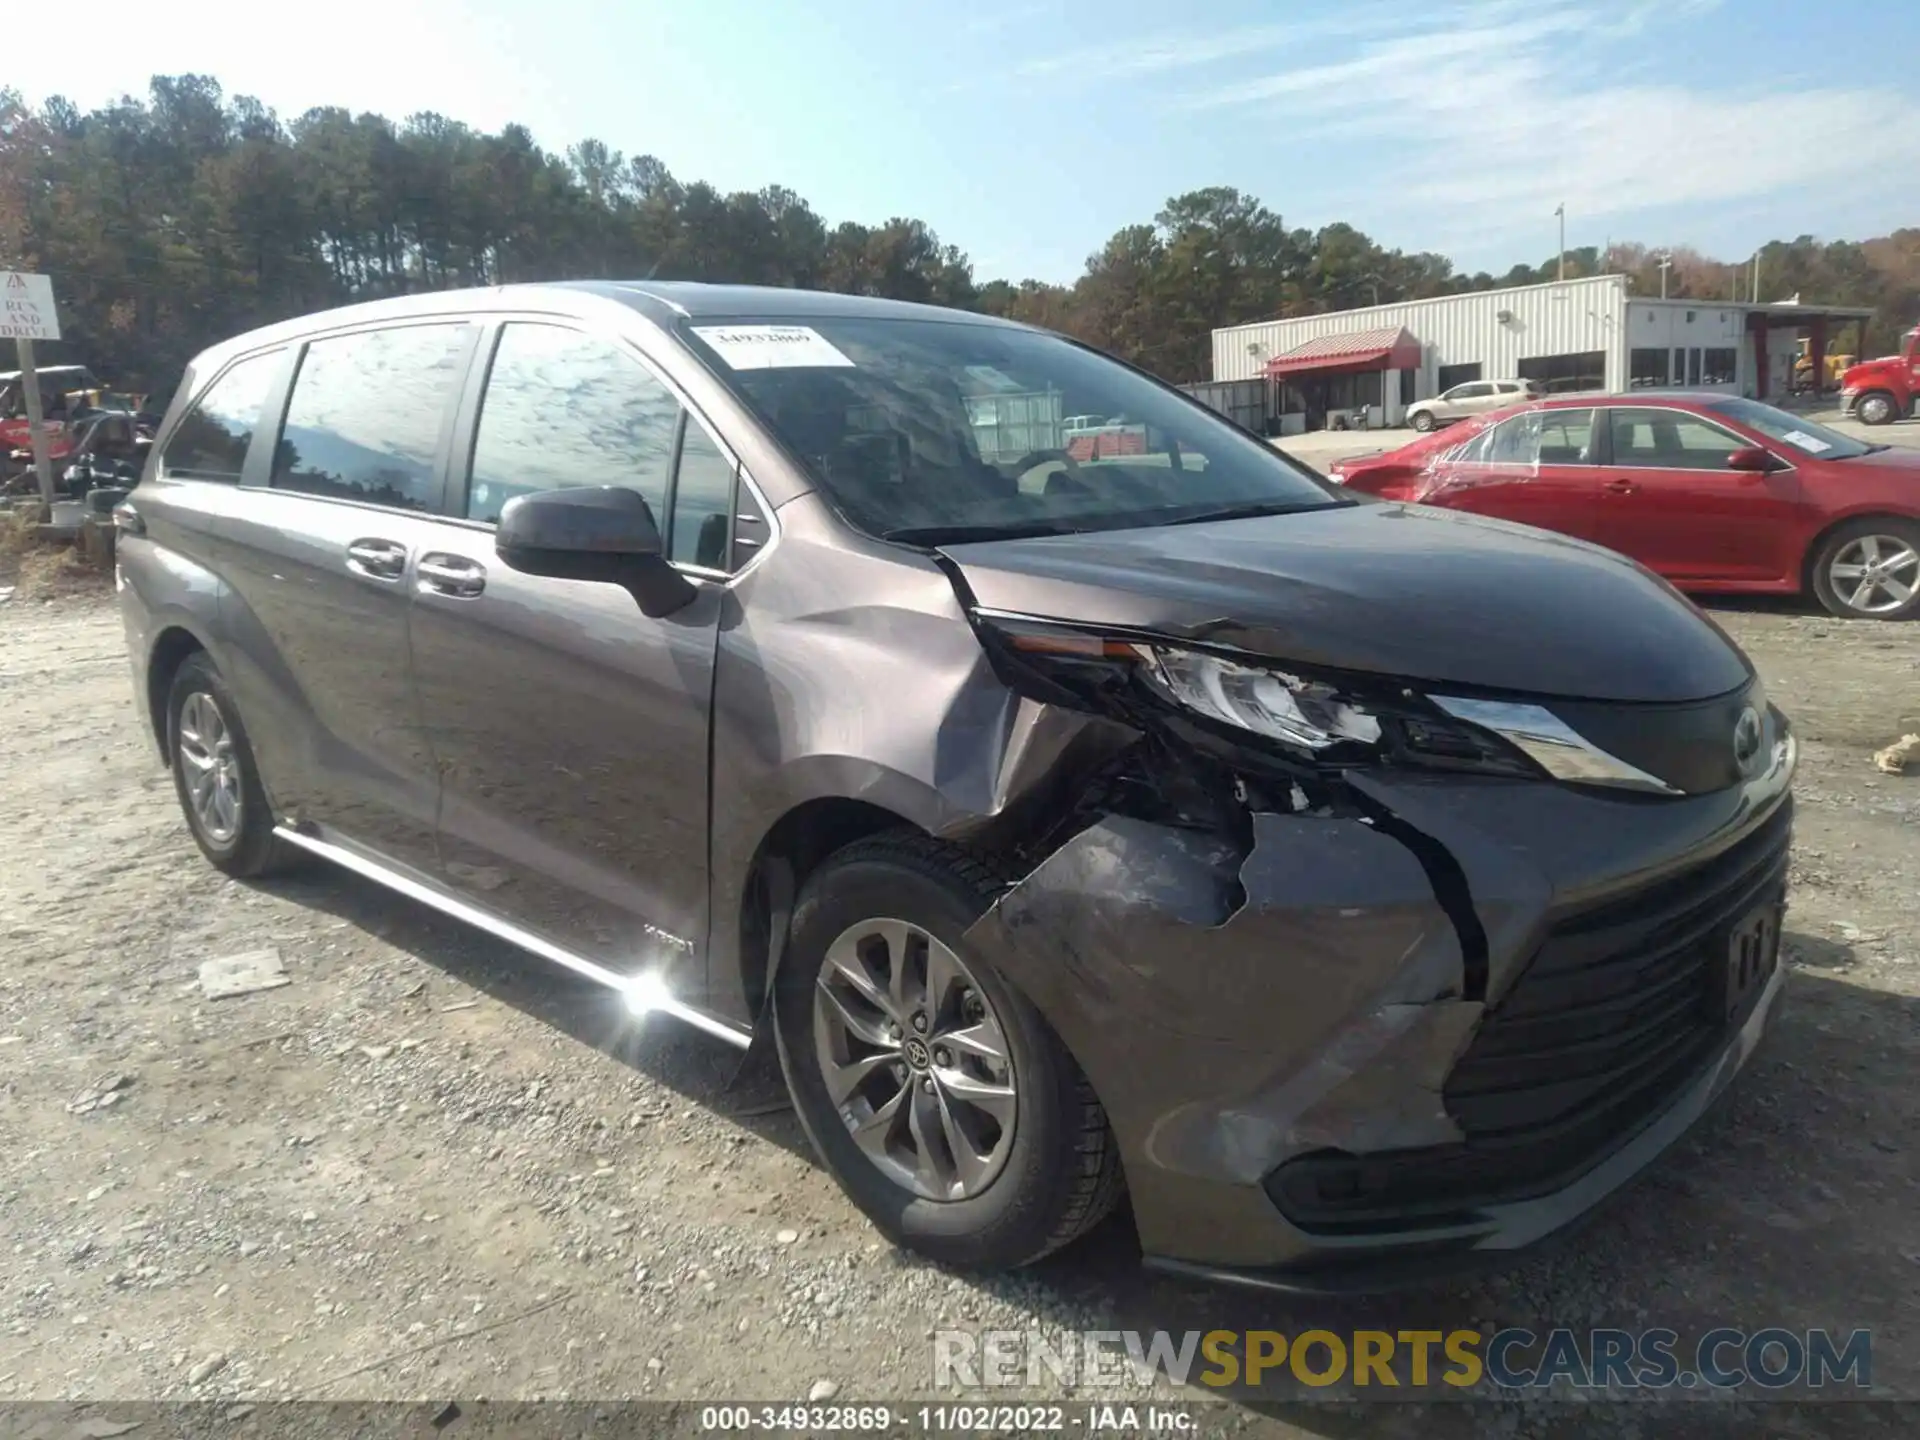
693,324,855,370
1780,430,1833,453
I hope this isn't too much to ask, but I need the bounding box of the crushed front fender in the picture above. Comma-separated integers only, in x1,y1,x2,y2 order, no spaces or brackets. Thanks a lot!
962,809,1472,1269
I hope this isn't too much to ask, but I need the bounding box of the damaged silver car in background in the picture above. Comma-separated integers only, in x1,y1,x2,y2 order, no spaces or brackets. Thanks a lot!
116,282,1795,1292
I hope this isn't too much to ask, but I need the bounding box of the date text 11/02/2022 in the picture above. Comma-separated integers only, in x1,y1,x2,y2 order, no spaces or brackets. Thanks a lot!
697,1407,1197,1433
930,1327,1874,1392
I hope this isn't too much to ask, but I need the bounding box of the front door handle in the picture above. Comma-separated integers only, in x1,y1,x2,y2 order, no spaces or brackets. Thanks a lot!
346,537,408,581
1604,478,1639,495
417,552,487,598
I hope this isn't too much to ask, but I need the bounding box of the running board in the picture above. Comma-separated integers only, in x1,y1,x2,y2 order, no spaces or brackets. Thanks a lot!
272,825,754,1049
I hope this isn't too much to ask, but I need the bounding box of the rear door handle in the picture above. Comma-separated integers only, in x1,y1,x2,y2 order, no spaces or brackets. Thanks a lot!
1604,478,1638,495
346,538,408,581
417,552,486,598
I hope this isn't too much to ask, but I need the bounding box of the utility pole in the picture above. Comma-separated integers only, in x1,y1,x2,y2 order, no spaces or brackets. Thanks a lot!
16,338,54,515
1751,252,1761,304
1656,251,1672,299
1555,204,1566,281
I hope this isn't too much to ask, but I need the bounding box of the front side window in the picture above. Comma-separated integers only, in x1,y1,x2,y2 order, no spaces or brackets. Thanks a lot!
682,316,1340,543
1450,382,1492,400
1608,407,1745,469
466,324,677,527
273,324,471,510
667,421,738,568
161,351,281,482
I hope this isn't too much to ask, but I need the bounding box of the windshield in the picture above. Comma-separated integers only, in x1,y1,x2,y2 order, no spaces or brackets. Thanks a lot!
680,315,1344,542
1707,396,1874,459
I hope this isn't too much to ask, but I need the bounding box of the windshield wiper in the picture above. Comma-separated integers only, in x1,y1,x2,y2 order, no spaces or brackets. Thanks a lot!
1156,499,1340,527
882,520,1090,546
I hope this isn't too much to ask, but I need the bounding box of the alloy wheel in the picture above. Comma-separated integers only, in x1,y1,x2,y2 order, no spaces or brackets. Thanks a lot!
1828,535,1919,615
177,690,243,844
1858,394,1895,425
812,918,1016,1201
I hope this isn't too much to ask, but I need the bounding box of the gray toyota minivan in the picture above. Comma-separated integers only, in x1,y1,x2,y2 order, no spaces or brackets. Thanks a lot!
118,283,1795,1291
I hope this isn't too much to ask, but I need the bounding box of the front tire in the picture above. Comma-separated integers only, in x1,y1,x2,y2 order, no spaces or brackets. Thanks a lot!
166,653,299,876
1809,518,1920,620
1855,391,1898,426
773,833,1123,1270
1412,410,1436,433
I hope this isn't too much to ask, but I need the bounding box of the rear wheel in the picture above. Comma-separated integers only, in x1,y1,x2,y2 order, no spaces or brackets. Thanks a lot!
1855,391,1898,426
1412,410,1436,433
773,833,1122,1270
166,653,299,876
1809,518,1920,620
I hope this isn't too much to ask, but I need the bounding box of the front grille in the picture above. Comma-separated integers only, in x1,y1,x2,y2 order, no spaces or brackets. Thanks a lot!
1267,799,1791,1235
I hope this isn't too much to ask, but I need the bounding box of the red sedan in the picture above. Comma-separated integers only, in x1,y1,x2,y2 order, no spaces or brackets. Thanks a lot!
1327,392,1920,620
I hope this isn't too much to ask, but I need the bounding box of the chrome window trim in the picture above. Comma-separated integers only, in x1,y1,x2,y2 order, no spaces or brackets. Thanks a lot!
1431,696,1682,795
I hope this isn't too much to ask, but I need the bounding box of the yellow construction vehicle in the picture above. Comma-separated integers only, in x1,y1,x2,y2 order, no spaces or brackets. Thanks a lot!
1792,339,1853,393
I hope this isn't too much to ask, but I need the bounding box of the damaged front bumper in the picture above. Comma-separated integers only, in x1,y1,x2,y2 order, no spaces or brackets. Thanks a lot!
962,729,1796,1292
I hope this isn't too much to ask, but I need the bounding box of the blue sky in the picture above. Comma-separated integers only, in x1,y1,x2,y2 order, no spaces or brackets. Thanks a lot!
26,0,1920,285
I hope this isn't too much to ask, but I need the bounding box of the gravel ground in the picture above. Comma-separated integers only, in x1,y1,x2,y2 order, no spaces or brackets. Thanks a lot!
0,558,1916,1433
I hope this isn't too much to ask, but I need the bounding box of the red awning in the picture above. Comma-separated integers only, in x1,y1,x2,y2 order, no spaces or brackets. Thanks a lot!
1264,326,1421,378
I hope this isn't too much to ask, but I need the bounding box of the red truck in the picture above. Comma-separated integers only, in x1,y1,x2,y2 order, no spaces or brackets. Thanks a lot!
1840,326,1920,425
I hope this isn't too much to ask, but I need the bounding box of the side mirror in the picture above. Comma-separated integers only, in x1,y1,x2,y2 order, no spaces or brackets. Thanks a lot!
495,486,697,618
1725,445,1781,474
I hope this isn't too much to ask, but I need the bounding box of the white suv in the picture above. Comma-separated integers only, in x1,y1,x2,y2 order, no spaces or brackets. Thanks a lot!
1406,379,1540,432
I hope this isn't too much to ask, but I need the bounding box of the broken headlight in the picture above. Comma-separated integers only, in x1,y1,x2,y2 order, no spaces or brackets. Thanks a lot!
1135,647,1382,752
987,621,1537,777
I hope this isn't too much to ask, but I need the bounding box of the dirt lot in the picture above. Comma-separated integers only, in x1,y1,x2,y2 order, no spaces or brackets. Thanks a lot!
1,514,1917,1431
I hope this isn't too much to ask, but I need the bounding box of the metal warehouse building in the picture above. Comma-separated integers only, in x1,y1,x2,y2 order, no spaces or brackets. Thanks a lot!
1208,274,1873,433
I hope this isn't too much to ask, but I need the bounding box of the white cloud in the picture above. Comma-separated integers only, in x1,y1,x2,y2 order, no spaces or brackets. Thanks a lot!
1168,0,1916,256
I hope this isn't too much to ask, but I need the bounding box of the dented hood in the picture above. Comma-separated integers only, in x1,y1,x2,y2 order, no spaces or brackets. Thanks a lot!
943,502,1752,703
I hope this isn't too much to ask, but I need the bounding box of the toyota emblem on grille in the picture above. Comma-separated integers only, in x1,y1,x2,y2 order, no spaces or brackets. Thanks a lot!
1733,706,1763,772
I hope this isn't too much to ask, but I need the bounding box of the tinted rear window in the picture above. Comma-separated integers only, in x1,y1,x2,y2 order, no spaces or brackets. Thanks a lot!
160,352,282,482
272,324,472,511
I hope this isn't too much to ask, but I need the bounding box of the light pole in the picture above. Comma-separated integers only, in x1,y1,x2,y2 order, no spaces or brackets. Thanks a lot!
1555,203,1566,281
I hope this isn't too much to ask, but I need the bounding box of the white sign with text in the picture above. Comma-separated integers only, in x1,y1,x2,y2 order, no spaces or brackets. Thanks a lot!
1,272,61,341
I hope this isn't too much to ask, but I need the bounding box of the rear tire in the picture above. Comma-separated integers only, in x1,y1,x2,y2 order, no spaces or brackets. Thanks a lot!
166,653,300,876
773,832,1123,1270
1855,391,1897,426
1412,411,1436,433
1808,517,1920,621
